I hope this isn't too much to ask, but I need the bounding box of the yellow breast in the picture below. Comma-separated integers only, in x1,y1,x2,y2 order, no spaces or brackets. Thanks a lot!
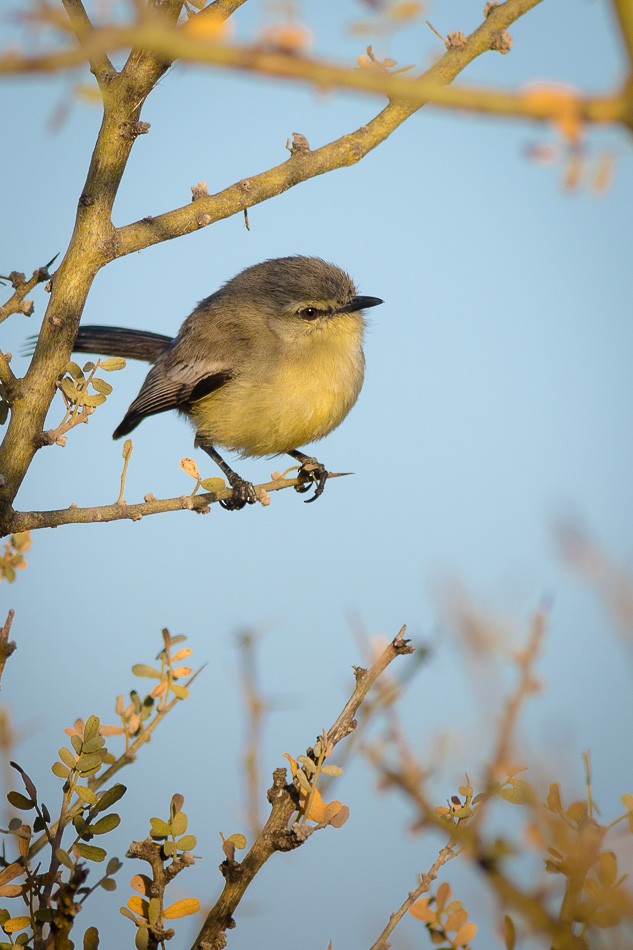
190,313,365,456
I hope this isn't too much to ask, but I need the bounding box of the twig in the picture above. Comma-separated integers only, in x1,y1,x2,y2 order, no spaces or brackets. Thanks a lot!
0,610,16,688
369,842,461,950
192,627,414,949
236,630,267,837
1,471,350,536
61,0,116,85
0,256,57,325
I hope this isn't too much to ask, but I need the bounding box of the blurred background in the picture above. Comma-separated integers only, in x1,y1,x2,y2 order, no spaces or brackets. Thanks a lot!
1,0,632,946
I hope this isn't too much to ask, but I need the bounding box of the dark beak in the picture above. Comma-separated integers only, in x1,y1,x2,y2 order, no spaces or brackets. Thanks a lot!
338,295,384,314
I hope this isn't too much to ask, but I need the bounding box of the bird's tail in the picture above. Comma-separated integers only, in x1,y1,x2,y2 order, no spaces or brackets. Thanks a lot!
73,326,172,363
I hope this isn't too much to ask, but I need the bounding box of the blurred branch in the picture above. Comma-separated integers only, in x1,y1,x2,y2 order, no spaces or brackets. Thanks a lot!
236,630,267,838
1,471,348,536
61,0,116,85
0,610,16,688
613,0,633,71
193,627,414,949
369,841,461,950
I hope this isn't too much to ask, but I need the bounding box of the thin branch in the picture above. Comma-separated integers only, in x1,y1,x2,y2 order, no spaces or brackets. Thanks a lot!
61,0,117,85
192,628,414,949
0,353,17,394
613,0,633,72
369,842,461,950
2,471,349,535
0,610,16,688
0,256,57,325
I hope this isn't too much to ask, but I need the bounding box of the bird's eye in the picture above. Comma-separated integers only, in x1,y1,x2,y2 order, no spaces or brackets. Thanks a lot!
299,307,319,320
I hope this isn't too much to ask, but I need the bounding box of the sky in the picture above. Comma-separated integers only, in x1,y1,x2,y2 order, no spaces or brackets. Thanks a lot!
1,1,632,947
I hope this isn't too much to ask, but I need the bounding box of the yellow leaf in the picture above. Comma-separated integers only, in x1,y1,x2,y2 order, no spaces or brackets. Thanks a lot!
3,917,30,934
163,897,200,919
435,881,451,912
182,13,229,41
127,895,149,919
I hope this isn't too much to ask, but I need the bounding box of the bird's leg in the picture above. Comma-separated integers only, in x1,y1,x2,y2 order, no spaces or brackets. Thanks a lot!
288,449,329,503
199,444,257,511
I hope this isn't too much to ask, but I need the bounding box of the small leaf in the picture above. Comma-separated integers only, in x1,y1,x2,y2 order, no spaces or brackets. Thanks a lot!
503,914,516,950
6,792,34,811
10,764,37,801
76,752,102,774
107,857,123,875
171,811,187,836
409,899,436,923
227,833,246,850
2,918,30,934
82,392,106,408
75,786,98,806
163,840,176,857
99,357,127,372
119,906,138,923
91,378,113,396
170,683,189,700
454,920,477,945
83,926,99,950
65,362,85,380
55,848,74,870
499,780,531,804
89,813,121,835
131,664,161,679
94,784,126,813
321,765,343,776
75,843,107,862
180,457,200,480
100,878,117,891
148,898,161,927
597,850,617,887
59,747,77,769
297,756,316,775
199,477,227,493
130,875,152,896
0,885,22,898
127,896,148,919
135,925,149,950
82,735,105,754
176,834,197,852
150,818,171,838
163,898,200,919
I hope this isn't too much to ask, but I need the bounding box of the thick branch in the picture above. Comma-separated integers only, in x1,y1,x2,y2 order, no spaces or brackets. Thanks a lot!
192,628,413,949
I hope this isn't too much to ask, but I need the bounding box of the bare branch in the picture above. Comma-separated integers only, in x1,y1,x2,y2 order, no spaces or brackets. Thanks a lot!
193,628,414,949
61,0,117,85
0,256,57,325
1,471,349,536
0,610,16,688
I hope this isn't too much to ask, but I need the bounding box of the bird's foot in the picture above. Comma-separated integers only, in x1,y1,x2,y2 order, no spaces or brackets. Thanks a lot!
220,476,258,511
293,456,329,503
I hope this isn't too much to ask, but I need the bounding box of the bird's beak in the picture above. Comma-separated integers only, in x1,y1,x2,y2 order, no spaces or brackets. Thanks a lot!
338,295,384,314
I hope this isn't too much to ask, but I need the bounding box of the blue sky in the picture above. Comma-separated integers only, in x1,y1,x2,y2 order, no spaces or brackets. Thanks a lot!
1,1,632,947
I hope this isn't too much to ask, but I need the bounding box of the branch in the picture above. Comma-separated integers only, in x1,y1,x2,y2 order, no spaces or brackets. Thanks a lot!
1,472,350,536
613,0,633,72
0,609,16,688
192,627,413,949
61,0,116,85
0,256,57,325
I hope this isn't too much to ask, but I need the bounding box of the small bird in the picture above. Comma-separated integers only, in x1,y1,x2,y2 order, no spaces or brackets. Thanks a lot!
73,256,383,509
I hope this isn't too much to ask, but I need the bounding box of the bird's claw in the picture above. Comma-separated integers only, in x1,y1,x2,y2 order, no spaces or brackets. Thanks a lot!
294,459,329,503
220,477,258,511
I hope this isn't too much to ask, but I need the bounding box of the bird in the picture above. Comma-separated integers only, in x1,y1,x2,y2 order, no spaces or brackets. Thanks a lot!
73,256,383,509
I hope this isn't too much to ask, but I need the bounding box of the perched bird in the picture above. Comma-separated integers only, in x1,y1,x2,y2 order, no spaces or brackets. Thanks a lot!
73,256,383,509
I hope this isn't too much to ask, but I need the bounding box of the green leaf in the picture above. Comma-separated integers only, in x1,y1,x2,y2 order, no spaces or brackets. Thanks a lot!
89,814,121,835
149,818,171,838
76,752,102,774
83,926,99,950
60,377,79,401
100,878,117,891
162,841,176,857
99,357,126,372
170,811,187,837
499,780,531,805
82,393,106,408
65,361,85,380
135,925,149,950
75,786,98,807
176,835,196,852
91,378,113,396
107,857,123,875
297,756,317,775
199,477,227,493
94,784,126,813
119,907,137,923
70,735,83,755
55,848,74,870
81,735,105,754
227,833,246,850
75,843,107,863
131,664,161,679
321,765,343,776
82,362,96,372
58,747,77,770
7,792,34,811
148,898,161,927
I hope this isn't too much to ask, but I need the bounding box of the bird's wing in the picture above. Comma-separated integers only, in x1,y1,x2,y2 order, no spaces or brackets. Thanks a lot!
113,356,232,438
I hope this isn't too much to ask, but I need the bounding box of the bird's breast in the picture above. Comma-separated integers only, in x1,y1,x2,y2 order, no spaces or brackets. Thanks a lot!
189,314,365,456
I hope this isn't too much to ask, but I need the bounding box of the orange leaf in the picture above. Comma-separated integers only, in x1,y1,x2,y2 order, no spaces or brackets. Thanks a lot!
521,84,583,145
127,895,149,919
454,920,477,945
409,898,436,923
130,875,152,896
163,897,200,919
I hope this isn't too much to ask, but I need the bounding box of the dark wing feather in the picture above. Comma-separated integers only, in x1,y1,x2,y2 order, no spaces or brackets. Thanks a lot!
74,326,172,363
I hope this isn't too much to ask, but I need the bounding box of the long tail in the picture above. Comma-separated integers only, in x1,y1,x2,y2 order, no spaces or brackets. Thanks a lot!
74,325,173,363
